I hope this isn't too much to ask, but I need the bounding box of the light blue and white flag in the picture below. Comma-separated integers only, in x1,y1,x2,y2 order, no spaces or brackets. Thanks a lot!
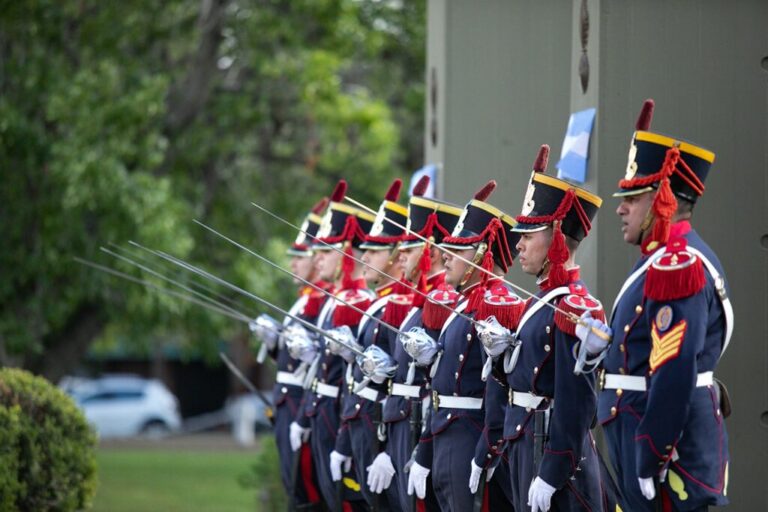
408,163,438,198
556,108,596,184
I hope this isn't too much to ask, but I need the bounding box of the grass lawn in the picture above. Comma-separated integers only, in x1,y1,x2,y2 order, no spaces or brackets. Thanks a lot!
93,447,262,512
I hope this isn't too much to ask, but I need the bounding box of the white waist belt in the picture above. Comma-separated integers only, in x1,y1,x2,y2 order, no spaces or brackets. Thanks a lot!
390,383,421,398
353,382,380,402
510,391,552,410
276,371,304,387
604,371,713,392
314,381,340,398
436,394,483,410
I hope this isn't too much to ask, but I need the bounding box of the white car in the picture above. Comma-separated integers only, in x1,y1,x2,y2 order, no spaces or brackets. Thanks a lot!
60,374,182,438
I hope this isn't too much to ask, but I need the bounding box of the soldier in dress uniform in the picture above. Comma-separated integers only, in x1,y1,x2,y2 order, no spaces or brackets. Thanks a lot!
269,197,330,510
582,99,732,511
289,179,375,511
407,180,520,512
382,175,462,512
503,144,605,512
330,178,409,510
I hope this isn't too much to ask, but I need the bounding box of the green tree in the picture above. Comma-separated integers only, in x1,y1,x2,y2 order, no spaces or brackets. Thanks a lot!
0,0,426,379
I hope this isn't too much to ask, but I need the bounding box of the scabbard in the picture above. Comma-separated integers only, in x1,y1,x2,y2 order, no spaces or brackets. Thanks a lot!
471,469,486,512
409,396,422,511
533,410,545,473
288,446,302,512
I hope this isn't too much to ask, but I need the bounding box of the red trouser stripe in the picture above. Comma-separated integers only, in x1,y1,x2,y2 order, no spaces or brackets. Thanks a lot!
300,443,321,503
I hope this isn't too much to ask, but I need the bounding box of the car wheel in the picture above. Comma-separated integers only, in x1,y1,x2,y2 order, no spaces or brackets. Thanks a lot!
140,420,170,440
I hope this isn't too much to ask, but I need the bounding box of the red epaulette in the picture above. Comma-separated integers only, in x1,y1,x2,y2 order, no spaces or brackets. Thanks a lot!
382,293,414,328
422,286,460,330
475,284,526,331
554,283,605,336
331,289,372,327
644,238,705,302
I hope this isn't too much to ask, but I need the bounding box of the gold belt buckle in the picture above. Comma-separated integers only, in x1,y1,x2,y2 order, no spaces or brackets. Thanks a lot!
311,379,319,393
598,369,606,391
508,388,513,406
432,390,439,411
387,379,393,396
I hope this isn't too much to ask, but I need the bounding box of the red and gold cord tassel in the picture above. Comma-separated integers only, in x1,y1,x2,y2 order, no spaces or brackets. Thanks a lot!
649,175,678,247
546,220,570,288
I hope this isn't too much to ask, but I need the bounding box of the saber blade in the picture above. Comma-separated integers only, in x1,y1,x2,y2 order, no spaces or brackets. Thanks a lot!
192,219,413,338
138,248,367,357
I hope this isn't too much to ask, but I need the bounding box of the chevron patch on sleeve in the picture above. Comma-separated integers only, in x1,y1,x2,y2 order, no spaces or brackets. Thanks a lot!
649,319,687,371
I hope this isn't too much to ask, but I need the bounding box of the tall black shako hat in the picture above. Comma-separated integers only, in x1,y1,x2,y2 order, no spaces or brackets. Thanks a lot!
287,196,329,257
514,144,602,288
616,99,714,252
314,180,375,250
314,179,375,290
401,175,463,307
441,180,519,274
400,175,463,250
359,178,408,250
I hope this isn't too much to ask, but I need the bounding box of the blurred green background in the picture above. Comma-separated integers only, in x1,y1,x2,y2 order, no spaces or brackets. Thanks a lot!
0,1,427,508
0,0,426,380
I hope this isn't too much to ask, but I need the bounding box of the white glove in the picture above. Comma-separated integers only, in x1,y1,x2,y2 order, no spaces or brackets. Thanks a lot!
330,450,352,482
406,461,430,499
289,422,310,452
366,452,396,494
528,476,556,512
638,476,656,500
575,311,612,355
468,459,496,494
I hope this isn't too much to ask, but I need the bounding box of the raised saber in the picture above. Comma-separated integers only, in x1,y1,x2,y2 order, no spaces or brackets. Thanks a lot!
345,195,610,341
74,257,254,324
109,242,249,314
135,247,367,357
191,219,417,339
218,351,273,411
100,245,255,323
250,201,482,328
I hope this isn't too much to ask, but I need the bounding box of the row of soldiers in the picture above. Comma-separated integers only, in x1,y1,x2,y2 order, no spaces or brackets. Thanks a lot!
254,99,732,512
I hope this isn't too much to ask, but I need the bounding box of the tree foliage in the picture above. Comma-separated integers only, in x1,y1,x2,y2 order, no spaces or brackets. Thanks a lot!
0,0,426,379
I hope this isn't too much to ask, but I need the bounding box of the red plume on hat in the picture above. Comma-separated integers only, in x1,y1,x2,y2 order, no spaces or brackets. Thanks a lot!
636,99,654,131
533,144,550,173
473,180,497,201
311,197,329,214
385,178,402,202
412,175,430,197
330,179,347,202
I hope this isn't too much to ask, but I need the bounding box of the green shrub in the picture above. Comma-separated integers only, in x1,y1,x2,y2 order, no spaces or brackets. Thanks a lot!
0,368,97,511
238,435,287,511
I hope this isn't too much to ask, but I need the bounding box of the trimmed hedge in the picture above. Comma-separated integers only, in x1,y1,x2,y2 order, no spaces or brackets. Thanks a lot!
0,368,97,511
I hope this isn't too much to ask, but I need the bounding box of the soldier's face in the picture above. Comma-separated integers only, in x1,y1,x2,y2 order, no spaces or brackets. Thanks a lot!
399,245,424,278
516,229,552,275
443,247,477,286
290,255,314,284
361,249,391,284
316,249,343,281
616,191,654,245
